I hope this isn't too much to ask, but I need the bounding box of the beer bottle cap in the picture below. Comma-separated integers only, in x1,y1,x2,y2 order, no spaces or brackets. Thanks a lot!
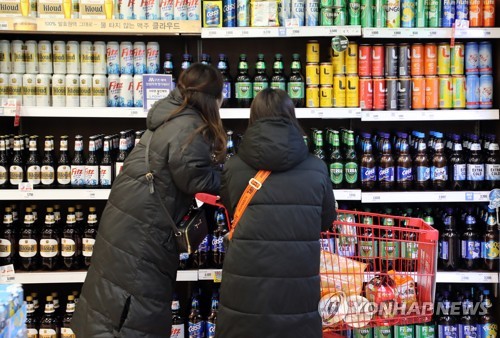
5,207,11,212
434,132,443,138
46,296,53,301
68,207,75,212
46,207,53,212
68,295,75,301
25,207,32,213
26,296,33,301
89,207,96,213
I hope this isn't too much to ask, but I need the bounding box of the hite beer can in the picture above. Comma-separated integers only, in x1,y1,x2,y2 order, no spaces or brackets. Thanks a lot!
80,74,93,107
306,85,320,107
401,0,416,27
66,74,80,107
439,75,453,109
133,74,143,107
425,76,439,109
456,0,468,20
466,74,480,109
450,43,464,75
397,77,411,110
359,77,373,110
346,74,359,108
469,0,482,27
372,44,384,77
479,41,492,75
119,74,134,107
93,41,107,75
306,0,319,26
319,85,333,107
398,43,410,77
80,41,94,75
160,0,175,19
52,74,66,107
386,0,400,27
373,77,386,110
146,42,160,74
465,42,479,75
120,41,134,75
38,41,53,74
442,0,455,27
0,74,8,100
92,74,107,107
66,41,80,75
331,49,345,74
332,75,346,107
8,73,22,102
107,74,120,107
133,42,147,75
346,42,358,74
52,41,66,75
424,43,437,76
386,77,398,110
306,63,320,85
374,0,387,27
412,76,426,109
452,75,466,108
320,63,333,85
359,44,371,77
479,74,493,109
25,40,38,74
11,40,25,75
483,0,495,27
106,41,120,75
437,43,451,75
306,40,320,63
385,44,398,77
0,40,11,74
410,43,424,76
22,74,37,106
35,74,51,107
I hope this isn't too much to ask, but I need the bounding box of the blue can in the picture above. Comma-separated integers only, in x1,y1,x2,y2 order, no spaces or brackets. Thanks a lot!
236,0,250,27
479,41,493,75
466,74,479,109
223,0,236,27
465,42,479,75
305,0,319,26
205,3,221,27
292,0,306,26
455,0,468,20
442,0,456,27
479,74,493,109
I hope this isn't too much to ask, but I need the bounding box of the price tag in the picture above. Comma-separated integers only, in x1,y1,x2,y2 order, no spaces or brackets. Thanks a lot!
225,29,234,37
372,194,381,202
477,193,488,201
483,274,492,282
208,29,217,37
262,29,272,36
460,274,470,282
394,30,402,36
411,30,419,36
18,182,33,192
198,270,212,280
347,191,358,199
0,22,8,30
212,270,222,283
129,109,139,117
371,30,379,36
372,113,379,120
0,265,15,283
88,191,96,199
438,194,447,201
241,29,249,36
278,27,286,36
429,30,437,36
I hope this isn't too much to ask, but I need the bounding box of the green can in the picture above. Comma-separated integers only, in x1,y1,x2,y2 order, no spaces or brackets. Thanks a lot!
415,323,435,338
333,0,346,6
320,0,333,8
427,0,439,27
394,325,414,338
416,0,426,27
349,0,361,24
374,326,393,338
333,6,348,25
361,0,373,27
374,0,387,28
354,327,374,338
321,7,334,25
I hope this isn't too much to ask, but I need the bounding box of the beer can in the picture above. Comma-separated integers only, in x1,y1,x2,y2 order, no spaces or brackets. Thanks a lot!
320,62,333,85
236,0,249,26
66,41,80,75
332,0,345,5
133,74,143,108
373,77,386,110
333,75,346,107
119,74,134,107
483,0,495,27
412,76,426,109
333,6,347,25
437,42,451,75
398,44,410,77
305,0,319,26
359,44,372,77
479,41,492,75
427,0,440,27
25,40,38,74
93,74,108,108
187,0,200,20
80,41,94,75
0,73,8,100
0,40,10,74
134,0,148,19
374,0,387,27
148,0,161,19
35,74,51,107
353,328,373,338
38,40,53,75
397,77,412,110
146,42,160,74
424,43,437,76
346,42,358,74
52,74,66,107
386,77,398,110
466,74,480,109
441,0,455,27
456,0,468,20
320,7,333,25
411,43,424,76
465,42,479,75
372,44,385,77
387,0,401,27
416,0,426,27
292,0,305,26
306,85,320,107
479,74,493,109
160,0,175,20
319,85,333,108
106,41,120,75
348,0,361,25
425,76,439,109
65,74,80,107
306,63,320,85
53,41,66,75
359,77,373,110
450,43,465,75
22,74,37,106
79,74,93,108
346,74,359,108
119,0,134,19
469,0,482,27
439,75,453,109
452,75,466,108
331,49,345,75
401,0,416,27
306,40,320,63
133,42,147,75
107,74,120,107
120,41,134,75
361,0,373,27
385,44,398,77
11,40,25,74
320,0,332,7
8,73,22,102
222,0,236,26
93,41,107,75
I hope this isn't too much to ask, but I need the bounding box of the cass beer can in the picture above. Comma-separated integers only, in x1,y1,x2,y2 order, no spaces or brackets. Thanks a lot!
450,43,465,75
8,73,22,102
223,0,237,26
359,77,373,110
0,40,10,74
119,74,134,107
93,41,107,75
373,77,386,110
346,42,358,74
22,74,37,106
36,74,51,107
437,42,451,75
25,40,38,74
466,74,480,109
160,0,175,19
332,74,346,107
465,42,479,75
398,43,410,77
425,76,439,109
424,43,437,76
442,0,456,27
107,74,120,107
80,41,94,75
387,0,401,27
346,74,359,108
66,41,81,75
52,41,66,75
93,74,108,108
80,74,93,107
372,44,384,77
479,74,493,109
306,85,320,107
412,76,426,109
52,74,66,107
66,74,80,107
479,41,492,75
38,40,52,74
0,73,8,100
320,62,333,85
133,42,147,75
306,40,320,63
385,44,398,77
146,42,160,74
386,77,398,110
11,40,25,74
397,77,411,110
331,49,345,74
401,0,415,27
483,0,495,27
306,63,320,85
319,85,333,107
452,75,466,108
359,44,371,77
410,43,424,76
456,0,468,20
305,0,319,26
106,41,120,75
439,75,453,109
120,41,134,75
133,74,143,108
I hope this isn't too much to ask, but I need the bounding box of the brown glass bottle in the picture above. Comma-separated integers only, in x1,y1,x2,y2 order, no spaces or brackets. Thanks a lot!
360,134,376,191
25,296,39,338
57,135,71,188
39,296,59,338
9,136,25,187
414,133,430,190
485,141,499,190
26,136,41,188
431,132,447,191
18,207,39,271
40,207,60,271
482,208,499,271
83,207,98,269
0,136,8,189
378,137,395,191
41,136,56,188
61,295,76,338
466,135,484,191
61,207,81,270
0,207,16,266
396,135,413,191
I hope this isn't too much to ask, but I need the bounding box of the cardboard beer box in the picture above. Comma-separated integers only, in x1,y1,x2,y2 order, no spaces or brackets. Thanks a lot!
0,0,30,17
79,0,113,19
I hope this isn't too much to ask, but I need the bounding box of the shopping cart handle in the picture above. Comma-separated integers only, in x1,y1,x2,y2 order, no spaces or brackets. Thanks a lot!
195,193,221,205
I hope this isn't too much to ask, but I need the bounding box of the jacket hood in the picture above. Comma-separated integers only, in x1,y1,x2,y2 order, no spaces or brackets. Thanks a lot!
238,117,309,171
146,88,199,131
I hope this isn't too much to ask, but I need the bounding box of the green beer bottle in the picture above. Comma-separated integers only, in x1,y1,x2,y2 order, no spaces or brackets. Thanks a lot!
235,54,253,108
270,53,287,91
252,53,268,98
287,53,305,107
344,131,359,189
329,131,344,189
313,130,325,161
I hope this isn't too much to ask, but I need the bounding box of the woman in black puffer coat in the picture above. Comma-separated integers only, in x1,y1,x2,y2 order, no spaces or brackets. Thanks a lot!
216,88,337,338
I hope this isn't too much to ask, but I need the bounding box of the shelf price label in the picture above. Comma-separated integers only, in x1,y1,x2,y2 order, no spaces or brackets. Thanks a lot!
88,191,96,199
198,270,212,280
460,274,470,282
347,191,359,199
18,182,33,192
0,264,15,283
212,270,222,283
437,194,447,201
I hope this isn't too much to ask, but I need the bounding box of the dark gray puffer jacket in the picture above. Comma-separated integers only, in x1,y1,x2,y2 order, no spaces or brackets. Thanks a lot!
71,88,220,337
216,117,336,338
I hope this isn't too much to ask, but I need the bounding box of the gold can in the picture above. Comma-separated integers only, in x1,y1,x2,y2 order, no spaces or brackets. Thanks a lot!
306,85,320,108
346,74,359,108
319,85,333,108
331,48,346,75
306,63,320,85
306,40,320,63
332,75,346,107
319,62,333,85
346,42,358,75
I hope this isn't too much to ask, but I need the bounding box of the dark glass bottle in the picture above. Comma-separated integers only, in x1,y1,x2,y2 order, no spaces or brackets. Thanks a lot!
0,136,8,189
459,291,478,338
170,293,185,338
85,137,99,188
57,135,71,188
212,208,228,269
482,207,499,271
448,134,466,190
9,136,25,187
438,214,460,271
61,207,81,270
18,207,39,271
396,135,413,191
329,131,344,189
270,53,287,91
0,207,16,266
467,135,485,190
61,295,76,337
206,291,219,338
252,53,268,99
360,134,376,192
115,131,128,178
188,293,205,337
478,290,497,338
25,296,39,338
313,130,325,161
39,296,59,338
163,53,177,86
217,54,232,108
40,207,60,271
40,136,55,188
431,132,447,191
378,137,395,191
200,53,211,65
414,133,430,190
288,53,305,107
437,291,458,338
70,135,85,188
99,136,113,188
83,207,98,269
485,140,499,190
358,214,376,271
380,217,399,271
344,131,358,189
461,213,481,270
181,53,192,72
226,130,236,160
235,54,252,108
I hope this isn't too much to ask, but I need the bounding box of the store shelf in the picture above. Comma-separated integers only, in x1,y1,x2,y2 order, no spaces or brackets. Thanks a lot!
333,189,361,200
201,25,361,38
361,191,490,203
1,106,147,118
436,271,499,284
362,109,500,122
220,108,361,119
0,18,200,35
0,189,110,200
362,27,500,39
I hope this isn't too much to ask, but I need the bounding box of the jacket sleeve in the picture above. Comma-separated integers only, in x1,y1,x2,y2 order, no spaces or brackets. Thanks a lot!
321,171,337,232
220,161,235,218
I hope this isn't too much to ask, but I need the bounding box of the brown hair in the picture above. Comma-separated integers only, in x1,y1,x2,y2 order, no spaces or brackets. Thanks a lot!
169,63,226,161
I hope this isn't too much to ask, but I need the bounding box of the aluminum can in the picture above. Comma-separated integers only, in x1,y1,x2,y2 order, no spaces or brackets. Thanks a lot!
25,40,38,74
305,0,319,26
359,77,373,110
450,43,464,75
236,0,249,26
465,42,479,75
306,40,320,63
346,42,358,74
79,74,93,107
372,44,384,77
398,43,410,77
8,73,22,102
66,41,80,75
385,44,398,77
373,77,386,110
319,85,333,108
374,0,387,27
437,42,451,75
107,74,120,107
424,43,437,76
416,0,426,27
22,74,37,106
359,44,371,77
483,0,495,27
320,7,333,25
332,0,345,5
306,85,320,107
0,73,8,100
11,40,25,74
187,0,200,20
53,41,66,75
478,41,492,75
466,74,480,109
397,77,411,110
66,74,80,107
133,74,143,107
292,0,305,26
386,77,398,110
333,6,347,25
35,74,51,107
306,63,320,85
439,75,453,109
361,0,373,27
456,0,468,20
80,41,94,75
469,0,482,27
412,76,426,109
386,0,400,27
223,0,237,26
146,42,160,74
346,74,359,108
331,49,345,75
332,75,346,107
119,74,134,107
52,74,66,107
134,0,147,19
93,41,107,75
401,0,415,27
427,0,440,27
452,75,466,108
320,62,333,85
120,41,134,75
38,41,53,74
160,0,175,19
320,0,332,7
93,74,108,107
479,74,493,109
0,40,10,74
348,0,361,25
119,0,134,19
133,42,147,75
148,0,161,19
106,41,120,75
442,0,456,27
425,75,439,109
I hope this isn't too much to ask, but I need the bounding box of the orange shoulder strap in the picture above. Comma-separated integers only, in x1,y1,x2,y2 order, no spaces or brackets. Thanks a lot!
229,170,271,240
